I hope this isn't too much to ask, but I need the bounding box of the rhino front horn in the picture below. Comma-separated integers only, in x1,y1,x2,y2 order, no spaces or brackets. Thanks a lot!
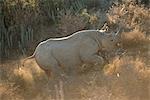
115,27,121,36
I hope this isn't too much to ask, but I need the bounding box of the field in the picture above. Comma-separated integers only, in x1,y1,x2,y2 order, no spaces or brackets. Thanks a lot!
0,0,150,100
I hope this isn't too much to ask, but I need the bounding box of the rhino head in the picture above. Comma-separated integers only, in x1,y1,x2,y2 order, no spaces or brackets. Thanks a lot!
100,28,122,52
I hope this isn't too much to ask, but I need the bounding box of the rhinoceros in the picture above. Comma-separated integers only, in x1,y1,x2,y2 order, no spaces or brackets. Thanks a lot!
22,30,121,79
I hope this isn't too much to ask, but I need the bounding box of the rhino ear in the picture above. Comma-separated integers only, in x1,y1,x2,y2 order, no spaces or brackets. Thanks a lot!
98,29,106,32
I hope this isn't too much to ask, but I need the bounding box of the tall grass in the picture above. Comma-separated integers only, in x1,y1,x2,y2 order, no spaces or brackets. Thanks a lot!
0,0,39,59
0,56,149,100
107,1,150,33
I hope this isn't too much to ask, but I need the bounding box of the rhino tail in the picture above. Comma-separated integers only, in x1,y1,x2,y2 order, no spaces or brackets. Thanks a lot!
22,51,36,67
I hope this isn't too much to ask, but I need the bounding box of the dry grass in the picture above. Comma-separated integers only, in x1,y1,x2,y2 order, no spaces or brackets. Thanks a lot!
103,56,150,100
107,1,150,34
121,28,146,41
57,10,87,36
0,55,149,100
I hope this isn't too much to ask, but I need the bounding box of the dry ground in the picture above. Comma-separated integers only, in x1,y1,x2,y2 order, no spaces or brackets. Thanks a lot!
0,38,150,100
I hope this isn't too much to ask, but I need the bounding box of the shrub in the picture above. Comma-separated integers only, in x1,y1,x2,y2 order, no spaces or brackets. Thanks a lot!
104,56,150,100
1,0,40,59
57,10,87,36
107,1,150,34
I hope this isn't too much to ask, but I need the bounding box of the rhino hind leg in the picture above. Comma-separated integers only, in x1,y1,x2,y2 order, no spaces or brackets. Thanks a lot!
52,66,65,80
36,58,65,81
47,59,68,81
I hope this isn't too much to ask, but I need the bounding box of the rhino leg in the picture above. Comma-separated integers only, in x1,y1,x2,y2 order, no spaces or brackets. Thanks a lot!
85,54,104,66
36,58,65,81
50,64,65,80
49,59,69,82
79,39,104,65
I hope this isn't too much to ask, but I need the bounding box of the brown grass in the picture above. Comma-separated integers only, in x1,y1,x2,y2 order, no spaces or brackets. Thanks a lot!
121,29,146,41
0,54,149,100
107,2,150,34
104,56,150,100
58,10,87,36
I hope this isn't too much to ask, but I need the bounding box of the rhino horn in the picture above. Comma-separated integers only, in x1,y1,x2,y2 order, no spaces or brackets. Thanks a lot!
115,27,121,36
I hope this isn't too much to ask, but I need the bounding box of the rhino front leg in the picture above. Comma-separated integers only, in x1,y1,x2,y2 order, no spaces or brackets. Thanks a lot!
91,54,104,66
84,54,105,66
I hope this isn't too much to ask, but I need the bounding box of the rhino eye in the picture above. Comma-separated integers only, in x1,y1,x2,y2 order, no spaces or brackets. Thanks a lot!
111,39,113,41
